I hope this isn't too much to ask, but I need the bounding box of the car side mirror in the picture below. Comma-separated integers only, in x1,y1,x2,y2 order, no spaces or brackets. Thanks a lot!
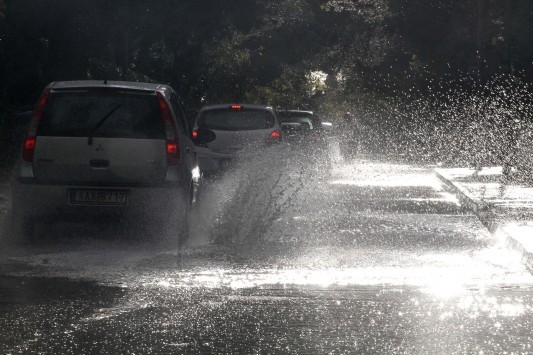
192,128,216,146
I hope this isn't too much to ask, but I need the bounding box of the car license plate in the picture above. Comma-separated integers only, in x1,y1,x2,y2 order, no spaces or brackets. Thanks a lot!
69,189,128,206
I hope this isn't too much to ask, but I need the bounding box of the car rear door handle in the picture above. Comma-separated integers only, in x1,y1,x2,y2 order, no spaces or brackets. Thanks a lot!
89,159,110,169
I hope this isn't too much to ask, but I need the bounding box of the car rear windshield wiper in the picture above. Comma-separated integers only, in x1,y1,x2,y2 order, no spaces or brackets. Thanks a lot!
88,104,121,146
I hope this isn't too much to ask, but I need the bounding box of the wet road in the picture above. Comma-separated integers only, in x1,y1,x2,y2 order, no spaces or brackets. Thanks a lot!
1,144,533,353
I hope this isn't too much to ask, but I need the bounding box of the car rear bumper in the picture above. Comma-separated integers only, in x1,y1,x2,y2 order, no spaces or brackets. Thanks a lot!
196,148,234,173
198,157,232,173
12,180,186,220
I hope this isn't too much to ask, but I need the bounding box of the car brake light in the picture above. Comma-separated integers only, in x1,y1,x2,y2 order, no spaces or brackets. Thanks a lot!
191,129,206,147
192,129,207,147
268,129,282,143
231,105,243,110
22,87,51,162
22,137,36,162
271,130,282,138
157,92,180,165
192,128,216,147
166,140,179,165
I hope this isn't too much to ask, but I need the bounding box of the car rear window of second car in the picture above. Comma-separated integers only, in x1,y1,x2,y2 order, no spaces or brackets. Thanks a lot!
38,91,165,139
278,113,319,130
198,109,275,131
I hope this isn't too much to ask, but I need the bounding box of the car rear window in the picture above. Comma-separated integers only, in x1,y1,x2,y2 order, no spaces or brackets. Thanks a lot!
198,109,275,131
278,112,320,130
38,91,165,139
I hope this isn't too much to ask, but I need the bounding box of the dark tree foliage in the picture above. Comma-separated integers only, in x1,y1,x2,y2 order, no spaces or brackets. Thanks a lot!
0,0,531,111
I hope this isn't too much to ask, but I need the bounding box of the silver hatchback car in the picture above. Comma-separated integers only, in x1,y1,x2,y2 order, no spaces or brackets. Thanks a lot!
192,104,282,173
9,80,200,244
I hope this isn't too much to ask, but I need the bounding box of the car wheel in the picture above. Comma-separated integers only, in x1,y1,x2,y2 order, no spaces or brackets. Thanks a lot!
177,203,190,249
176,182,196,249
189,182,208,245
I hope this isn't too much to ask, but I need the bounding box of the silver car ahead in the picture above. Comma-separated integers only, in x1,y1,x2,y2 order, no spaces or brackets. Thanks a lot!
192,104,282,173
10,80,200,245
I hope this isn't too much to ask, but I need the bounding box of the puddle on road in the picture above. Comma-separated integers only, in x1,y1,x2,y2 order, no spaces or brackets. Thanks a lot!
1,154,533,336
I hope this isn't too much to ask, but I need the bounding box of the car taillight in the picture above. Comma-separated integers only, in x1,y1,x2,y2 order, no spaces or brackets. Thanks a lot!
166,140,179,164
157,92,180,165
191,129,206,147
192,128,216,147
268,129,282,143
22,87,51,162
271,130,282,138
22,137,37,162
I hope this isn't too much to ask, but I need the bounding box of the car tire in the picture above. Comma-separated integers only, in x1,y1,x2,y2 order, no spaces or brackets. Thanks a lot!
177,201,190,249
175,182,197,249
189,191,207,243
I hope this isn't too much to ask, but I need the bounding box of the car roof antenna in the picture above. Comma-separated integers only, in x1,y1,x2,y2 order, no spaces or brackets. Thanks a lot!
104,70,108,85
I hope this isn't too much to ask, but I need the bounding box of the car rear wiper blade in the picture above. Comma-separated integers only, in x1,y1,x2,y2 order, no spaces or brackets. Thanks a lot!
88,104,121,146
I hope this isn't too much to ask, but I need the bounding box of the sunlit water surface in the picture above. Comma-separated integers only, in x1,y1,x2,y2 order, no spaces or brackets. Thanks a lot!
2,147,533,353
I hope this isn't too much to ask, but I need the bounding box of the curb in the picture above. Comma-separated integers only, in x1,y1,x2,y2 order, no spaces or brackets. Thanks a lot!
435,170,489,214
435,169,533,272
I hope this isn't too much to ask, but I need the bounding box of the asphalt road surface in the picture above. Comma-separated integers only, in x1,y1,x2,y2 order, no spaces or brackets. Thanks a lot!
1,143,533,354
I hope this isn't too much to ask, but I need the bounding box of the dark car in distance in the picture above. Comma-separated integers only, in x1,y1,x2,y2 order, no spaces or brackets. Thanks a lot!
277,110,331,147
